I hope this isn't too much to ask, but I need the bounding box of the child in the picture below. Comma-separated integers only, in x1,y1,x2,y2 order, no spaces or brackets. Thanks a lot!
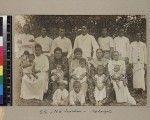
69,81,85,106
94,65,107,105
71,58,88,96
51,64,67,93
52,81,69,106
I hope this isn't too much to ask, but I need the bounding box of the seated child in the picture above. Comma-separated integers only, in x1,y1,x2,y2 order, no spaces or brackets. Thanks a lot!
51,64,68,93
71,58,88,96
94,65,107,106
52,81,69,106
69,81,85,106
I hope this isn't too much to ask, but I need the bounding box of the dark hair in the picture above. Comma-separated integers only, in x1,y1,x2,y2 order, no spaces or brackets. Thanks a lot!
24,50,29,55
74,48,82,54
96,48,104,53
54,47,62,53
35,43,42,50
79,58,86,65
73,81,81,87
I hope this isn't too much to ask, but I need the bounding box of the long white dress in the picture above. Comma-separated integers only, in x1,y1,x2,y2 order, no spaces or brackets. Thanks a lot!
73,34,99,58
108,60,136,105
20,54,49,100
94,74,106,101
130,41,147,90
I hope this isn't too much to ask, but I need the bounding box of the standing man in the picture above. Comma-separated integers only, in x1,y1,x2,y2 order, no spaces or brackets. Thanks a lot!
130,32,147,96
73,26,99,59
98,28,114,58
18,24,35,55
51,28,72,58
114,28,130,62
35,27,53,56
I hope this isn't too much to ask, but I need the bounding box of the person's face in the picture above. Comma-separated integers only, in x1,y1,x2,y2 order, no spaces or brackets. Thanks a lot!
80,61,86,68
59,28,65,38
104,52,110,59
97,66,104,75
35,47,42,56
41,28,47,37
74,84,81,93
118,29,124,37
114,65,120,72
113,52,119,61
102,28,107,36
96,49,103,59
81,26,88,35
74,52,82,59
59,84,65,91
136,33,141,42
54,50,62,59
56,65,62,71
23,25,29,34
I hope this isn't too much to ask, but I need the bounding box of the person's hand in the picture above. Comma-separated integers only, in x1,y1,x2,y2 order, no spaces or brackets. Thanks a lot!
29,39,34,42
35,70,40,74
87,57,93,61
125,57,129,64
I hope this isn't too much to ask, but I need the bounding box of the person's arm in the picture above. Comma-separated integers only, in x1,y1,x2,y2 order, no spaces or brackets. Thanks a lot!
109,37,114,56
67,38,73,58
126,38,130,59
73,37,78,51
144,44,147,70
69,91,75,105
108,61,114,76
50,40,56,55
91,36,99,58
49,38,53,55
80,92,85,105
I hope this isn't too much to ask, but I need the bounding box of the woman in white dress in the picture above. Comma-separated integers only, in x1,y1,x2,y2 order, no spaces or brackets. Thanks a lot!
20,44,49,100
108,51,136,105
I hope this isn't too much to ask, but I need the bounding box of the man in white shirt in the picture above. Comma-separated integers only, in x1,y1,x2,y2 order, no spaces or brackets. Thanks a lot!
73,26,99,59
35,28,53,56
98,28,114,58
130,32,147,95
114,28,130,62
51,28,72,58
20,24,35,55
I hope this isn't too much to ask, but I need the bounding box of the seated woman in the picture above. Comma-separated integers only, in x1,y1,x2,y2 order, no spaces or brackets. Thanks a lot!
48,47,69,100
20,44,49,101
108,51,136,105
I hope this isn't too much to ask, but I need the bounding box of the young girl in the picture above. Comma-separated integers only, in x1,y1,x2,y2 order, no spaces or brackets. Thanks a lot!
108,51,136,105
94,65,107,105
71,58,88,96
52,81,69,106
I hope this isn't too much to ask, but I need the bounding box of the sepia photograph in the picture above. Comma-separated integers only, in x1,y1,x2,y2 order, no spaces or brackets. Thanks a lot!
14,15,147,106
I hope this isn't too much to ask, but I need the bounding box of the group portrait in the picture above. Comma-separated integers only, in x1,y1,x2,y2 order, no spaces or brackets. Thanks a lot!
14,15,147,106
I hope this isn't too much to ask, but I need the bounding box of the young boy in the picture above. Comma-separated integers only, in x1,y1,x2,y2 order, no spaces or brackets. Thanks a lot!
94,65,107,105
69,81,85,106
52,81,69,106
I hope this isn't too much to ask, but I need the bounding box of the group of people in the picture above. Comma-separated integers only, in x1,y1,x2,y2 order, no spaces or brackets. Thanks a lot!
15,24,147,106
